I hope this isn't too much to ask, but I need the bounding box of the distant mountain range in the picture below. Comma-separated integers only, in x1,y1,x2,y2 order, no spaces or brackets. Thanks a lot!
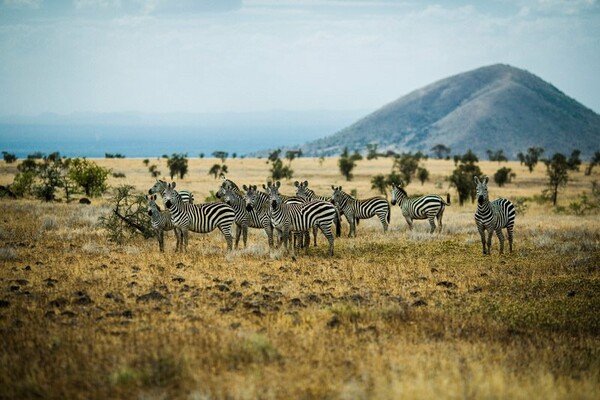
299,64,600,159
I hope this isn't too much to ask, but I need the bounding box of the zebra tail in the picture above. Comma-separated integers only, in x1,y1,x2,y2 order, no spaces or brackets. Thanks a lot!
356,217,360,226
387,205,391,223
335,215,341,237
446,193,451,205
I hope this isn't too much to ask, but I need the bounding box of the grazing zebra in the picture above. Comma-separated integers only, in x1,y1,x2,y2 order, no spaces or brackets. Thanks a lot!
162,182,235,252
148,179,194,204
331,186,390,237
220,183,275,249
146,194,181,252
390,182,451,233
247,182,339,256
295,180,342,241
474,176,515,255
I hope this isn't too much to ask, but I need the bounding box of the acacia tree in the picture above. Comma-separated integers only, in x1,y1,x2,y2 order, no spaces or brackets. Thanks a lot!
585,151,600,175
167,153,189,180
494,167,516,187
449,150,483,205
67,158,110,197
544,153,569,206
431,144,451,159
517,147,544,172
338,147,360,181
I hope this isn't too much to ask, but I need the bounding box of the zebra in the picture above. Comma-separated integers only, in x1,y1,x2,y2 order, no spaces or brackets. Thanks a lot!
215,176,252,249
145,194,181,252
148,179,194,204
295,180,343,241
162,182,235,252
390,182,451,233
474,176,515,255
246,182,339,256
220,182,275,249
330,186,390,237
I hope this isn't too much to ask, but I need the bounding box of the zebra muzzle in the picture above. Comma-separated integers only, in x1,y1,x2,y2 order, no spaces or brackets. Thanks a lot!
246,204,253,212
165,200,172,208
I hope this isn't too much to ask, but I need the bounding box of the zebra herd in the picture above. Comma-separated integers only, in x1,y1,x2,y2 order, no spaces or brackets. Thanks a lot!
144,176,516,256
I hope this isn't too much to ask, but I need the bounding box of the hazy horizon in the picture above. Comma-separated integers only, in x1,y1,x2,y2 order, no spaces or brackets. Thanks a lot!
1,0,599,116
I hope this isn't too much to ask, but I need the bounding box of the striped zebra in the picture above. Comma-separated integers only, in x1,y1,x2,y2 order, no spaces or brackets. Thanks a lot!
331,186,390,237
215,176,251,248
219,181,275,249
148,179,194,204
162,182,235,252
295,180,342,241
390,182,451,233
247,182,339,256
146,194,181,252
474,176,515,255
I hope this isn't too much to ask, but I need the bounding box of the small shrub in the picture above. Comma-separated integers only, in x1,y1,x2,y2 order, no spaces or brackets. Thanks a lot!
112,172,126,178
40,217,58,232
0,247,17,261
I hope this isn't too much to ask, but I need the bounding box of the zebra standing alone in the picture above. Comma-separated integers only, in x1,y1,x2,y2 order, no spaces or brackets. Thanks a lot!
474,176,515,255
390,182,451,233
146,194,181,252
148,179,194,204
162,182,235,252
247,182,339,256
331,186,390,237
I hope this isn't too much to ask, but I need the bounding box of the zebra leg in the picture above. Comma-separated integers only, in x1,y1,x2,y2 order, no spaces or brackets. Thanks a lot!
345,213,356,237
477,226,487,255
404,216,414,231
318,222,334,257
379,212,388,232
175,227,182,252
158,230,164,252
437,209,444,233
264,222,274,249
428,216,436,234
242,225,248,248
181,227,189,252
218,223,233,252
507,225,514,252
234,222,243,249
496,228,505,255
486,230,494,255
312,226,318,246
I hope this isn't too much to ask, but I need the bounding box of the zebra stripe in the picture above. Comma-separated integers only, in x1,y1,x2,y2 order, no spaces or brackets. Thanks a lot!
250,182,338,256
146,194,181,252
390,183,450,233
474,176,515,255
162,182,235,252
331,186,390,237
295,180,342,240
221,183,275,249
148,179,194,204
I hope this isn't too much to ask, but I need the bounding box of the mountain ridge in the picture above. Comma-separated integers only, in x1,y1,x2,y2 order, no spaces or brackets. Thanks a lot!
299,64,600,159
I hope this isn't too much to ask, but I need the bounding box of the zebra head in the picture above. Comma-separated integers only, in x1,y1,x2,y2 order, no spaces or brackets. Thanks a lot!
266,181,283,209
148,179,167,195
294,180,310,199
474,176,489,205
145,194,160,217
243,184,258,212
331,185,343,206
162,182,180,209
221,184,238,206
390,182,407,206
216,175,238,199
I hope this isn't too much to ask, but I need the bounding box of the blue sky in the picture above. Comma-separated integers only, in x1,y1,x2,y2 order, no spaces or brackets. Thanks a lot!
0,0,599,115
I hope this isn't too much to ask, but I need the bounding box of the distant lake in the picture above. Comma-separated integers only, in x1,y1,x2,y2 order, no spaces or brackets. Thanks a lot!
0,123,335,158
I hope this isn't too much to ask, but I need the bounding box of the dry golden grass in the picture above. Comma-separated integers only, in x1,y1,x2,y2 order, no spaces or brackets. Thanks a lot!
0,157,599,399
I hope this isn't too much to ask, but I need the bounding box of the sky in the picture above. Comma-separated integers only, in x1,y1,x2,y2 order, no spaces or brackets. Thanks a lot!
0,0,599,116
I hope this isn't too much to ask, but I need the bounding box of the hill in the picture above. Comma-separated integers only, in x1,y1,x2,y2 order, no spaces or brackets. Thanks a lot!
300,64,600,159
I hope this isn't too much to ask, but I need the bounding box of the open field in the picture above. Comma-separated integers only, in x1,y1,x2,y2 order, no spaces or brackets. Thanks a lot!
0,157,599,399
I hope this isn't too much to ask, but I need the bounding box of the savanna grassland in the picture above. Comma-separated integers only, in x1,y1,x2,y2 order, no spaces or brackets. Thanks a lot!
0,157,599,399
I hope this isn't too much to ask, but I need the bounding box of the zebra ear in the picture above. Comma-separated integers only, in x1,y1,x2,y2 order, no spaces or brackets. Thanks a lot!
483,176,489,185
474,176,480,185
262,184,267,190
303,180,308,187
171,182,177,189
331,185,336,190
275,181,281,188
294,181,300,187
152,194,157,201
242,184,248,191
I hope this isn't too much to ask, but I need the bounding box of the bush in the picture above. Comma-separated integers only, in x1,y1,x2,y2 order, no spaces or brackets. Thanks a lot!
98,185,153,244
67,158,110,197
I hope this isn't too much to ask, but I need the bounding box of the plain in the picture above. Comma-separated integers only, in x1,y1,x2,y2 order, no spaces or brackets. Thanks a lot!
0,157,598,399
